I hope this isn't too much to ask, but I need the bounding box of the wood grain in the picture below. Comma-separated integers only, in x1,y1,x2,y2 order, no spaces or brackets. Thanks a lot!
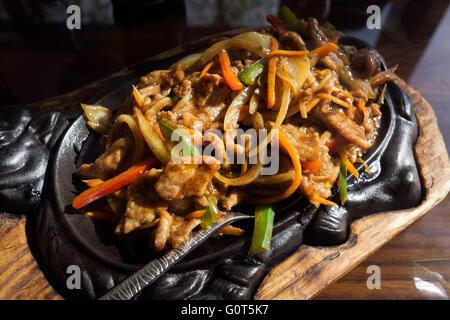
254,76,450,300
0,214,62,300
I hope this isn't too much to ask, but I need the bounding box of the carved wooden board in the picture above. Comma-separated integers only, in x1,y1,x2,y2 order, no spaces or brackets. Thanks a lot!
0,76,448,300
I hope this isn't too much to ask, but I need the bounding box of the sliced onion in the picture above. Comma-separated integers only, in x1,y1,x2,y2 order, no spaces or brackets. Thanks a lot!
248,82,291,158
198,32,270,66
81,104,112,134
214,163,262,186
135,107,171,164
171,52,203,71
105,114,146,165
254,170,295,185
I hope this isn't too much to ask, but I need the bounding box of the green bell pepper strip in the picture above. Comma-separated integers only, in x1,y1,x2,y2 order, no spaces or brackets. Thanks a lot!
339,159,347,206
106,196,126,216
159,118,200,158
250,205,275,254
278,5,309,38
238,58,266,85
201,195,220,229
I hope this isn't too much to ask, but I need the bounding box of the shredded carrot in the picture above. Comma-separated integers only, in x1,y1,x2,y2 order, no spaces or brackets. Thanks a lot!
309,42,339,57
84,211,112,220
267,36,278,109
317,93,352,109
132,85,144,109
335,88,354,103
309,194,337,207
200,61,215,79
250,130,302,204
377,84,387,105
302,159,322,173
356,99,369,125
338,151,359,179
218,50,243,91
184,210,206,219
306,97,321,112
356,157,371,173
219,225,246,236
299,100,308,118
82,179,103,188
268,49,308,59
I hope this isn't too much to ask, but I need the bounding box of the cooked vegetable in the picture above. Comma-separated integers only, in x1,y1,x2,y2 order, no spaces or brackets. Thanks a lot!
339,159,347,206
200,61,215,79
73,157,158,209
218,49,244,91
81,104,112,134
159,118,200,158
302,159,322,173
201,195,220,229
219,225,246,236
370,65,398,86
250,205,275,254
106,196,126,216
267,36,278,108
278,5,309,37
309,194,337,207
132,85,144,109
309,42,339,57
135,107,171,164
338,151,359,179
239,58,266,85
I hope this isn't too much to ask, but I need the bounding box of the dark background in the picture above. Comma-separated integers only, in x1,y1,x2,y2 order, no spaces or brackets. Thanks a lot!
0,0,449,299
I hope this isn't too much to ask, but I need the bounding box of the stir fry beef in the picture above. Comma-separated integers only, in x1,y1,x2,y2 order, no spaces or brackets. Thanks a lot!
280,124,339,198
351,48,382,78
311,102,372,149
115,169,167,235
280,124,328,162
150,213,202,252
155,156,220,201
279,31,307,51
77,138,130,180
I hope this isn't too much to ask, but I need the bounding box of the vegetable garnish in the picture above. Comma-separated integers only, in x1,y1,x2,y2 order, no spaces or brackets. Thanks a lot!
268,50,308,59
369,65,398,86
200,61,215,79
218,49,244,91
278,5,309,37
250,130,302,204
317,93,352,109
338,151,359,179
306,97,321,112
309,42,339,57
201,195,220,229
219,225,245,236
239,58,266,85
72,157,158,209
184,209,207,219
132,85,144,109
338,159,348,206
356,157,371,174
356,99,369,125
250,205,275,254
302,159,322,173
81,104,112,134
159,118,200,158
308,194,337,207
267,36,278,109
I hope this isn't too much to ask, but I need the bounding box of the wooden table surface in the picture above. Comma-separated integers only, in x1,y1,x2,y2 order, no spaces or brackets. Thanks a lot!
0,0,449,299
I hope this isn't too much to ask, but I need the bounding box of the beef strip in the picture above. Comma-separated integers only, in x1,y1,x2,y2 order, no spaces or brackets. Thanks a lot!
115,169,167,235
311,102,372,149
279,31,307,51
155,156,220,200
76,138,130,180
351,47,382,78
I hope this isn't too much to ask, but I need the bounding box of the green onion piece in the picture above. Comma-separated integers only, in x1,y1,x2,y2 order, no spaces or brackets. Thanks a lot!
250,205,275,254
238,58,266,85
106,196,126,216
201,195,220,229
278,5,309,38
339,159,347,206
159,118,200,158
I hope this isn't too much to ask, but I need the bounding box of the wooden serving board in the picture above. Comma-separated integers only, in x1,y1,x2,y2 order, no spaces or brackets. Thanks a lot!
0,75,449,300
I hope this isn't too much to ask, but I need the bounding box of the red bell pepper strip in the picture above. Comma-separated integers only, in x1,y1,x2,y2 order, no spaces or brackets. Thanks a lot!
72,157,159,209
266,14,286,35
